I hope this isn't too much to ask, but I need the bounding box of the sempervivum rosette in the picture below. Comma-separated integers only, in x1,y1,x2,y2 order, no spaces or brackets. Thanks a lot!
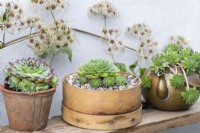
78,59,119,79
4,58,58,92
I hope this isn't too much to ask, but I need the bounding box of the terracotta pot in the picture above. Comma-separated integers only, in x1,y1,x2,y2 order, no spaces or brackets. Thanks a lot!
0,85,55,131
142,68,190,111
62,73,142,130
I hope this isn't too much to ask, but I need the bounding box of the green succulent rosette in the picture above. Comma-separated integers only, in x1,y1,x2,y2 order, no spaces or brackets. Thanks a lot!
4,58,58,92
78,59,119,79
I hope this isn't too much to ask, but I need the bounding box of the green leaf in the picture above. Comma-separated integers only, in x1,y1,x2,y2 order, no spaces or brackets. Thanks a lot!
0,11,9,23
66,48,72,62
139,68,146,77
129,61,138,73
142,76,151,90
0,15,3,23
3,12,8,22
114,63,126,72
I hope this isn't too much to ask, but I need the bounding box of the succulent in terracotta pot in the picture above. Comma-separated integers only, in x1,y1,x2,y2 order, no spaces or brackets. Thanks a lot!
0,58,58,131
142,44,200,111
62,59,142,130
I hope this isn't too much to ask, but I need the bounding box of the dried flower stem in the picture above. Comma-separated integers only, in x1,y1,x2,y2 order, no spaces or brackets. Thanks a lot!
104,16,107,28
2,29,6,45
124,46,137,51
50,54,56,65
0,32,39,49
102,15,115,63
8,34,39,46
177,63,189,90
30,27,33,35
111,52,116,63
50,10,56,21
73,28,136,52
169,66,176,74
73,28,102,38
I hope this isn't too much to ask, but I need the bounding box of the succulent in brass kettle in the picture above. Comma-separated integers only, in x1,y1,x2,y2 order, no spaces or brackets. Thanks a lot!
170,73,185,89
163,44,183,53
150,55,169,74
181,87,200,105
163,52,180,65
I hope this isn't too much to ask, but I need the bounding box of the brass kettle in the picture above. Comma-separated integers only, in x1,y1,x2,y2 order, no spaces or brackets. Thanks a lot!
142,68,191,111
188,74,200,90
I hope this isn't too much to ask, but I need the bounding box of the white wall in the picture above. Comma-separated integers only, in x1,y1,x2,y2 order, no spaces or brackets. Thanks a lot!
1,0,200,132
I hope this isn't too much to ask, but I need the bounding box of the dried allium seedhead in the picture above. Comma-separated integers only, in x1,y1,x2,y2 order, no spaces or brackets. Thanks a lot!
0,2,24,32
29,19,74,56
137,39,158,60
31,0,67,11
89,0,118,18
102,28,119,38
101,28,125,54
168,35,188,46
18,16,41,31
128,23,151,39
25,16,41,28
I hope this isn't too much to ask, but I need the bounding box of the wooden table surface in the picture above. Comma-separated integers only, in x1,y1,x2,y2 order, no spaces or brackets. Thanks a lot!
1,99,200,133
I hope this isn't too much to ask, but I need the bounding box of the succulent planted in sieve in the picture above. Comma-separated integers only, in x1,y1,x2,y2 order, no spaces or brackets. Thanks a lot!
76,76,88,84
4,58,58,92
103,76,115,87
78,59,119,79
115,75,126,86
75,59,130,89
89,78,103,88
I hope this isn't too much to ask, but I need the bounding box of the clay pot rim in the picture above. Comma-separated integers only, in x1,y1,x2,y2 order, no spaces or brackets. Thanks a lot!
0,84,56,96
63,72,141,92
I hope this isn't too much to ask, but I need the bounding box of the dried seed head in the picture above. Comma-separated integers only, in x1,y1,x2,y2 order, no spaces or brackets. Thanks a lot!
31,0,67,11
89,0,118,18
29,20,74,57
0,2,24,32
137,38,158,60
168,35,188,46
101,28,125,54
128,23,151,39
29,38,34,43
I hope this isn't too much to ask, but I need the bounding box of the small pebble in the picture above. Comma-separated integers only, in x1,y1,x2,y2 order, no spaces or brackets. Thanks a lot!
67,73,139,91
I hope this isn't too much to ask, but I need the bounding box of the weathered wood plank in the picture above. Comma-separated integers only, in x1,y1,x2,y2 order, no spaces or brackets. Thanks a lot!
1,99,200,133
